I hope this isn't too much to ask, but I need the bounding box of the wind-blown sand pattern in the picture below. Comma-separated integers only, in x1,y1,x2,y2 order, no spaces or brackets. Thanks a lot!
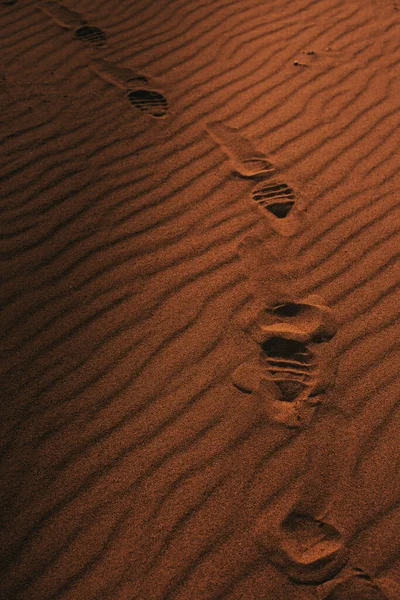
1,0,400,599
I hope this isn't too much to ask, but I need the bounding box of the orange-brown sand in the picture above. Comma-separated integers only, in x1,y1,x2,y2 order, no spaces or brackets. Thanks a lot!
1,0,400,599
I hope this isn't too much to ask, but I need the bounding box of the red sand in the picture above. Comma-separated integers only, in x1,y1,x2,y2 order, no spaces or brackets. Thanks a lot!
1,0,400,599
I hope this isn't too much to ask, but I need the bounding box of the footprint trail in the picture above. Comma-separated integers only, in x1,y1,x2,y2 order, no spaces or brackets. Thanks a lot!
37,3,169,116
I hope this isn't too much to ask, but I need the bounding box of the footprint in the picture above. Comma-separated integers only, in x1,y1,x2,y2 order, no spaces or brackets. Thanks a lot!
231,239,338,428
231,293,338,428
253,294,338,396
36,2,108,46
73,25,108,47
316,566,390,599
89,61,167,118
36,1,86,29
255,512,349,584
251,181,306,236
205,121,275,179
89,58,149,90
127,90,168,118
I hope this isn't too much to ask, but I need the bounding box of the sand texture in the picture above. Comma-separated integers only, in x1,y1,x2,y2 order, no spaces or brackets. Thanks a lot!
1,0,400,599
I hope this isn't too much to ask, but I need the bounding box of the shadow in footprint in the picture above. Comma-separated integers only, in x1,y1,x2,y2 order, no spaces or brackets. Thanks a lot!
266,201,294,218
74,25,108,47
268,296,338,343
127,90,168,118
252,181,305,236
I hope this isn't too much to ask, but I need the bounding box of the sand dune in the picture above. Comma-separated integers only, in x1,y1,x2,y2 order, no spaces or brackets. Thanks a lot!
1,0,400,599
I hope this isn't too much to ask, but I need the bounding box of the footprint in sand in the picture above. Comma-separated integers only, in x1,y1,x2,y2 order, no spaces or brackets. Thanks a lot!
232,292,338,429
89,58,168,118
89,58,149,90
127,89,168,118
316,566,390,599
255,511,349,584
73,25,108,47
251,181,306,236
36,1,108,46
204,121,307,235
205,121,275,179
37,3,168,117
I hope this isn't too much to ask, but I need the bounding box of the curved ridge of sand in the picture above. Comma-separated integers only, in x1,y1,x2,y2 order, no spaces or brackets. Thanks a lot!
1,0,400,598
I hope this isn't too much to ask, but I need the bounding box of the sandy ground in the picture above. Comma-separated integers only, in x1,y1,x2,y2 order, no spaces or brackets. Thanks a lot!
1,0,400,599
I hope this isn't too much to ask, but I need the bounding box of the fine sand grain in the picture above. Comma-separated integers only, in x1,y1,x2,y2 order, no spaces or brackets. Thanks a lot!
1,0,400,599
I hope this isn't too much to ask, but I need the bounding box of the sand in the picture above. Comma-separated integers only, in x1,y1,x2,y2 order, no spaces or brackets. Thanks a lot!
0,0,400,599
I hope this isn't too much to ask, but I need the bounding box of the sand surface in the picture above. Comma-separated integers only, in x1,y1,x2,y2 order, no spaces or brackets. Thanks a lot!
1,0,400,599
